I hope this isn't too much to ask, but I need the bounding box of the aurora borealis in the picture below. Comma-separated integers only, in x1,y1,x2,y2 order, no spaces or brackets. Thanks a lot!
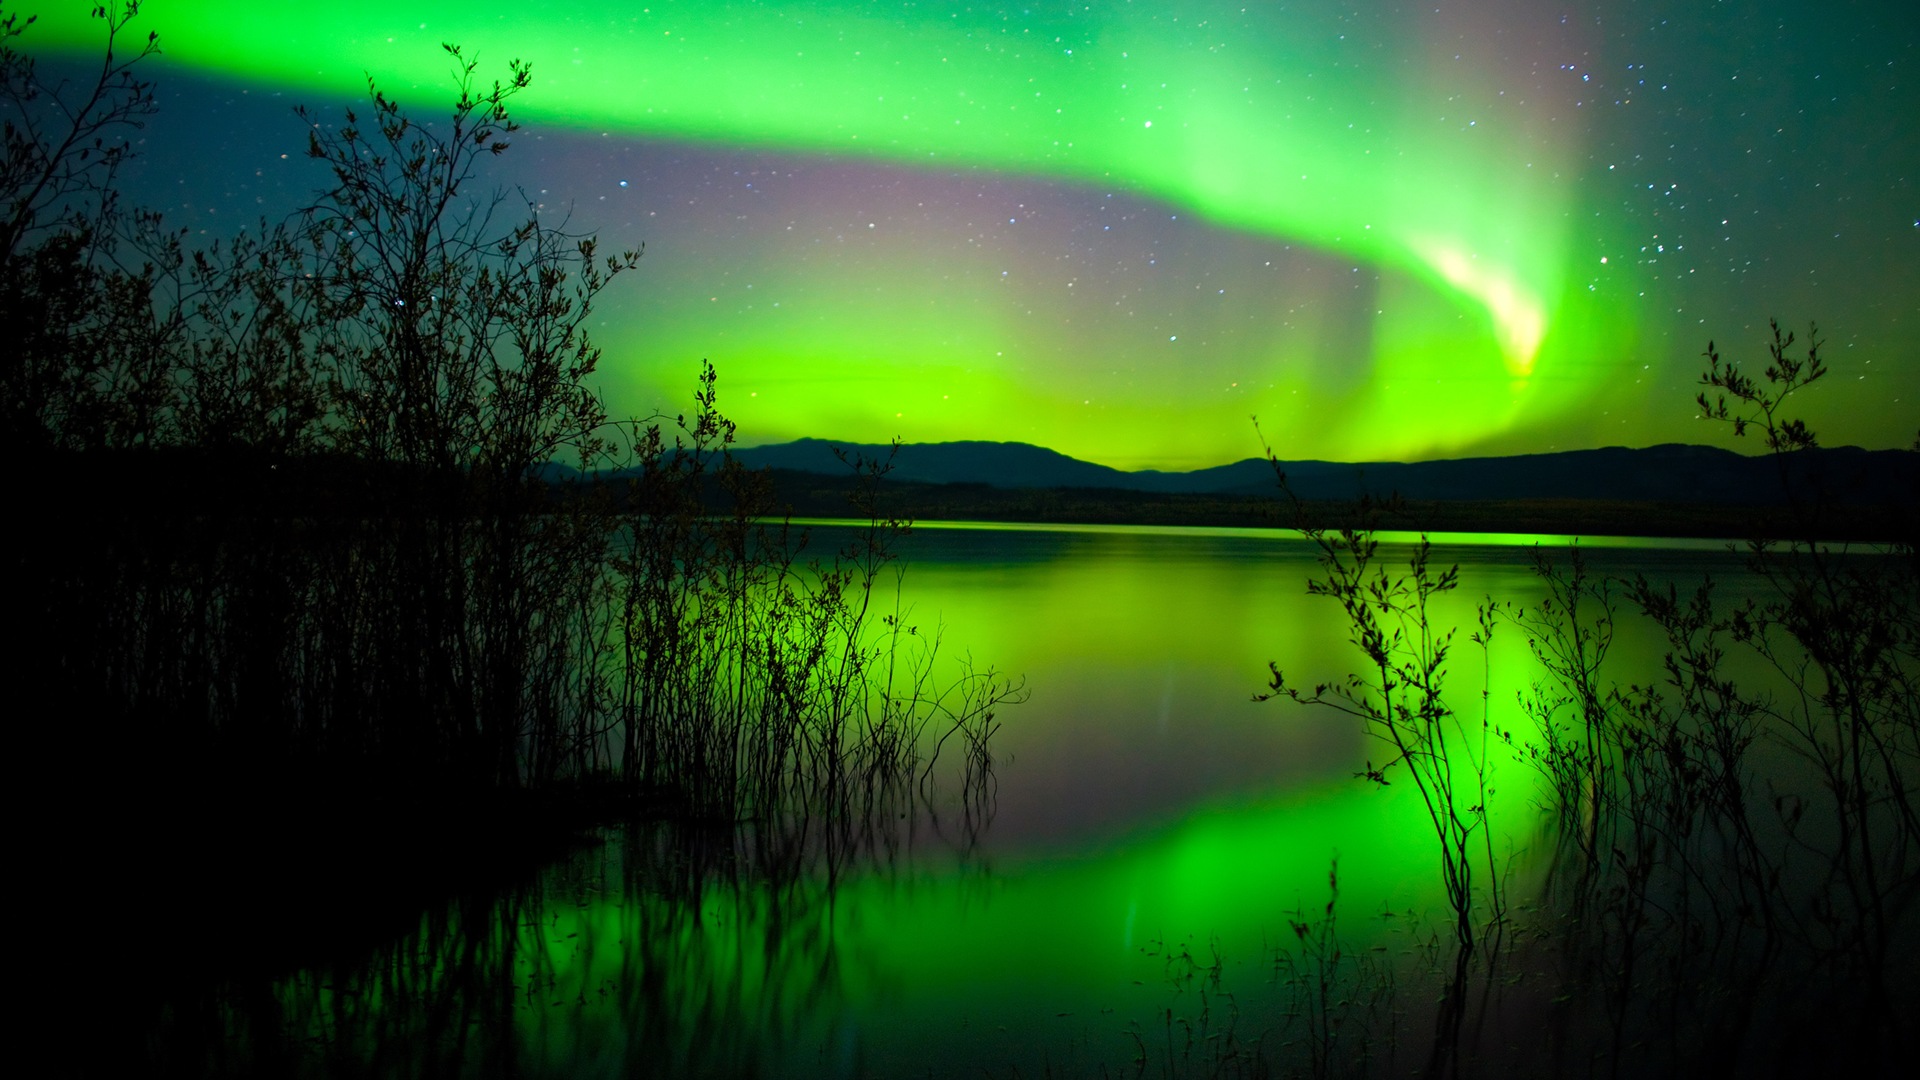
28,1,1919,468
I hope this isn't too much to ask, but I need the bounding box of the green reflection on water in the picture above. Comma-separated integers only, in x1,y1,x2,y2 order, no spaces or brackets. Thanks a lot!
259,525,1765,1075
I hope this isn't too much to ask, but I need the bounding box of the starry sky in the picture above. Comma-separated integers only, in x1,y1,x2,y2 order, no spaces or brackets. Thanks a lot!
29,1,1920,468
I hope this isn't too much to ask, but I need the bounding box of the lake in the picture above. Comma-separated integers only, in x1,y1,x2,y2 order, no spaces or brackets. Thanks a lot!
199,522,1799,1076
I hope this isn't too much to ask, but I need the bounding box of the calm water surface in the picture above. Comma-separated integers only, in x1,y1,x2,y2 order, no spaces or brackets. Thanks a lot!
259,523,1783,1077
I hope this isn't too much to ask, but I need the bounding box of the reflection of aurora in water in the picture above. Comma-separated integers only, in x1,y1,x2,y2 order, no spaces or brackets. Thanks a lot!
266,788,1446,1077
27,2,1920,467
213,528,1791,1077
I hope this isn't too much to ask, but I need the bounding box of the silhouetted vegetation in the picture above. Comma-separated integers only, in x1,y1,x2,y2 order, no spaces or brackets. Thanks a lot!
7,6,1016,1021
1257,322,1916,1076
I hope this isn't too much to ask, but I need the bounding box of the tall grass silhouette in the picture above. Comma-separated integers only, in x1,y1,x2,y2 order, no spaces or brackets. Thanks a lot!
1252,322,1915,1076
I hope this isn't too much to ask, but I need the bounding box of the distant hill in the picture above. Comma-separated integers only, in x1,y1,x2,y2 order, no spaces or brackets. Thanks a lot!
725,438,1919,506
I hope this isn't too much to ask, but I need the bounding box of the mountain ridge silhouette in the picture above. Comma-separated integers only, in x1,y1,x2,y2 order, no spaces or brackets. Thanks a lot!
714,438,1917,506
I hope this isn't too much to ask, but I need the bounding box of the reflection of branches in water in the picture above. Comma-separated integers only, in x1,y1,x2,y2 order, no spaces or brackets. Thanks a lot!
212,653,1009,1079
159,495,1021,1068
232,782,1001,1080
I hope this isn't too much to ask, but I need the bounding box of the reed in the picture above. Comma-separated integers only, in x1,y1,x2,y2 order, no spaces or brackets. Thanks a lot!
8,5,1017,948
1250,322,1915,1076
1254,446,1506,1077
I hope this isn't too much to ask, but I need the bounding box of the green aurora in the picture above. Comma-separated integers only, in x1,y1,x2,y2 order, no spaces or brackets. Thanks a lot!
29,1,1919,467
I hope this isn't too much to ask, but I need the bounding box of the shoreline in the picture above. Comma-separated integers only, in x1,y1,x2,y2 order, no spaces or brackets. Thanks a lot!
765,473,1914,544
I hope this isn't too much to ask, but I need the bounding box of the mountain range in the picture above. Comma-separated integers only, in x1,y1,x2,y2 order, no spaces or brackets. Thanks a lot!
723,439,1918,506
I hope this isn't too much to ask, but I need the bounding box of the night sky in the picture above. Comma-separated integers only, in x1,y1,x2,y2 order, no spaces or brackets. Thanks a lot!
30,1,1919,469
